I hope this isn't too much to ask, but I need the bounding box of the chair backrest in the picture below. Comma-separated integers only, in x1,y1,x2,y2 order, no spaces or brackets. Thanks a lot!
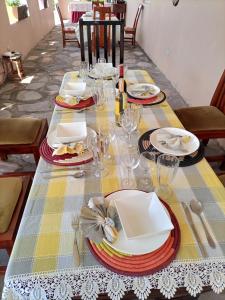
112,3,126,21
79,19,124,67
94,6,111,20
133,4,143,31
210,70,225,113
56,4,64,30
92,0,104,8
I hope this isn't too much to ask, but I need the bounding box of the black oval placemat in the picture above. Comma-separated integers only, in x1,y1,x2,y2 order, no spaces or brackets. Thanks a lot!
127,91,166,106
138,129,204,167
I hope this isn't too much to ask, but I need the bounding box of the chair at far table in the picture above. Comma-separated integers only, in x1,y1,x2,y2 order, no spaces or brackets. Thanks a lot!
0,117,48,165
112,3,126,23
79,18,124,66
124,4,143,46
0,174,32,274
56,4,80,48
175,70,225,170
93,6,112,54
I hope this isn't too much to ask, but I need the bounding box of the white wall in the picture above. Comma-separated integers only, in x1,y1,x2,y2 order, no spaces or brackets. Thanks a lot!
127,0,225,106
0,0,55,57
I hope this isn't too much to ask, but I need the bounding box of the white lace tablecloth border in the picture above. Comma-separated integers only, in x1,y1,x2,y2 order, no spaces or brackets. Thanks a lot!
2,258,225,300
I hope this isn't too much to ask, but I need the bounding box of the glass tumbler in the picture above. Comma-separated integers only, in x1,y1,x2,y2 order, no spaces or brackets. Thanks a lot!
157,154,179,197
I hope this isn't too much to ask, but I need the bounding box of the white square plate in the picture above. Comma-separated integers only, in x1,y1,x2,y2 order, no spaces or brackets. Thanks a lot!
56,122,87,143
114,192,174,239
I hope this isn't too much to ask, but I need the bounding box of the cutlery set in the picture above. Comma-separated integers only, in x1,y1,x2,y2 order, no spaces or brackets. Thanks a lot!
181,200,215,257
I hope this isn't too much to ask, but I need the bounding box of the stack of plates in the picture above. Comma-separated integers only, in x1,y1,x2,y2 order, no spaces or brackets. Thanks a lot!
87,190,180,276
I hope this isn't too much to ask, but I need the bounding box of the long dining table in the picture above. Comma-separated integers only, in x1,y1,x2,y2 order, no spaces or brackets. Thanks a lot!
2,69,225,300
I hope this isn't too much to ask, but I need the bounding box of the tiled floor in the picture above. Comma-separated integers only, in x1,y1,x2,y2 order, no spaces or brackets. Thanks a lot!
0,26,224,299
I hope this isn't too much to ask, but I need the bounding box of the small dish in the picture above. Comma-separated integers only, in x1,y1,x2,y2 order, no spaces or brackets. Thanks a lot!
56,122,87,144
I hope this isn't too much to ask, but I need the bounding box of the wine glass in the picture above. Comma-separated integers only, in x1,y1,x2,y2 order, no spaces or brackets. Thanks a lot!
139,151,156,192
121,106,139,147
98,124,116,160
122,151,140,188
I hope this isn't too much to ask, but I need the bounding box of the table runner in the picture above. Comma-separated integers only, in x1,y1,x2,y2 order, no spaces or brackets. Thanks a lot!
2,70,225,300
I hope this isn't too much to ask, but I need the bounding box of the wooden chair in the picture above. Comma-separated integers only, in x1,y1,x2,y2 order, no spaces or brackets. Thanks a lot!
219,174,225,187
124,4,143,46
175,70,225,169
79,18,124,67
0,174,32,274
56,4,80,48
0,118,48,166
93,6,112,53
112,3,126,23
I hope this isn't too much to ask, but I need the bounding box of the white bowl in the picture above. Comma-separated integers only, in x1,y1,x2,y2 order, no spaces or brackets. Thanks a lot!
114,192,174,240
56,122,87,143
62,81,86,97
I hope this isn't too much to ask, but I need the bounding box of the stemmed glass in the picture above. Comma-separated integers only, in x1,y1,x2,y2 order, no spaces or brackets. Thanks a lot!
122,151,140,188
92,80,105,111
87,133,109,177
98,124,116,160
121,106,139,147
139,151,156,192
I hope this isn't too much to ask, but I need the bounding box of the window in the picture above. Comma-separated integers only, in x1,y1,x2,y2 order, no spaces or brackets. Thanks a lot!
6,0,29,24
38,0,49,10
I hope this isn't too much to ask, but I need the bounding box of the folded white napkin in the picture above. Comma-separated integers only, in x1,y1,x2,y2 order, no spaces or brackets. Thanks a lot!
56,122,87,144
114,192,174,239
157,133,192,150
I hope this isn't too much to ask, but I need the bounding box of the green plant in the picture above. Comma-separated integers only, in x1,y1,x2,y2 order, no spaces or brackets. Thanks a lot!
6,0,21,7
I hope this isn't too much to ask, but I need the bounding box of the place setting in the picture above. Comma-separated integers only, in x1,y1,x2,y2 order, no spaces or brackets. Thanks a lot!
76,190,180,275
40,121,96,166
138,127,205,167
127,83,166,106
55,67,95,111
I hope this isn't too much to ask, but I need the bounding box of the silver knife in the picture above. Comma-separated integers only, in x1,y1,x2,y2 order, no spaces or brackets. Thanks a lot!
181,202,207,258
40,167,91,173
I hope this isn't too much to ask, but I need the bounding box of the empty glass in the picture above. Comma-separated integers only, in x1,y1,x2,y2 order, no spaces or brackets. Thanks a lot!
79,62,89,81
92,80,105,110
121,106,140,147
139,151,156,192
122,151,140,188
98,58,106,64
98,123,116,160
156,154,179,197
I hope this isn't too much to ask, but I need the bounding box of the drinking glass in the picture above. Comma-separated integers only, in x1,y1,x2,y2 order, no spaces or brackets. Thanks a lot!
87,133,109,177
121,106,139,147
79,62,89,81
98,58,106,64
98,124,116,160
103,80,116,104
92,80,105,110
122,151,140,188
156,154,179,197
139,151,156,192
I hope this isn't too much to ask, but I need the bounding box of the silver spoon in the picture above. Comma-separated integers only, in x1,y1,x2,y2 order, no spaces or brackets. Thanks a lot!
43,170,86,180
190,199,216,248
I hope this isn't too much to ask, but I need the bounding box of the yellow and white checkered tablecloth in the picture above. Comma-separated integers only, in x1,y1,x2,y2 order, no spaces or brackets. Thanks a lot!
3,70,225,300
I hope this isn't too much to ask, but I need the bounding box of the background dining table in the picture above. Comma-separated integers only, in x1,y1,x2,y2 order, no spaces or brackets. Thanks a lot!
69,1,112,23
2,69,225,300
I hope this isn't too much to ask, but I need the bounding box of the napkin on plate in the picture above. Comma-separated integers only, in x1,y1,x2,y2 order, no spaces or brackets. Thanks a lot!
79,197,121,244
62,81,86,97
157,132,192,150
52,142,85,156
